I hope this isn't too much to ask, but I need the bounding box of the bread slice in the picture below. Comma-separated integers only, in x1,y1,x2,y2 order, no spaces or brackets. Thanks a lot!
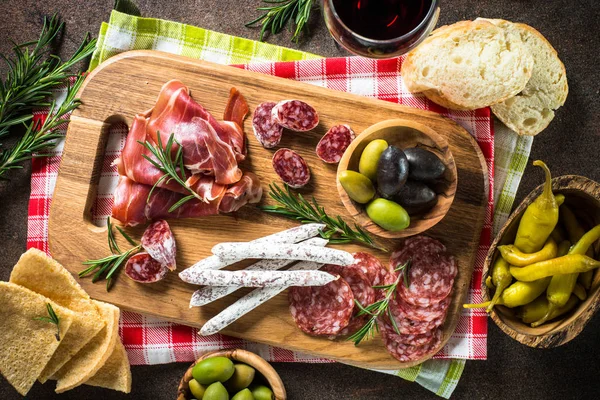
9,248,106,382
481,19,568,135
0,282,75,396
85,338,132,393
401,19,534,110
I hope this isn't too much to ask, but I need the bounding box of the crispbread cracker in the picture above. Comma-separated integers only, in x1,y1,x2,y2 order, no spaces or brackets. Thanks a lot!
0,282,75,396
85,338,132,393
53,301,120,393
9,248,106,382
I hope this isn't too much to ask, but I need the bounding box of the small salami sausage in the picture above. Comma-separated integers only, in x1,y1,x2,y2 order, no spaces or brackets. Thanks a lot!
289,275,354,335
252,102,284,148
141,220,177,271
272,100,319,132
316,124,355,164
125,252,169,283
272,148,311,188
183,269,337,287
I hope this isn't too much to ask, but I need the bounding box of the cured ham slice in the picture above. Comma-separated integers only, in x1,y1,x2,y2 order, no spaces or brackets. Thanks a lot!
112,174,262,226
146,80,248,163
222,87,249,158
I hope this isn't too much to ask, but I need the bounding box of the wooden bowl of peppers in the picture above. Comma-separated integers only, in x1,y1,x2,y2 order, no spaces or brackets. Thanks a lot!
466,161,600,348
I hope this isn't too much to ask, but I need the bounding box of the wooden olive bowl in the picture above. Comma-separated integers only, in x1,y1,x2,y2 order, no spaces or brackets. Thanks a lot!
484,175,600,348
177,349,286,400
337,119,457,239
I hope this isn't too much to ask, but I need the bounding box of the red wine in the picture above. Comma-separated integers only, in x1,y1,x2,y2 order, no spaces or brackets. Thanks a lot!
332,0,433,40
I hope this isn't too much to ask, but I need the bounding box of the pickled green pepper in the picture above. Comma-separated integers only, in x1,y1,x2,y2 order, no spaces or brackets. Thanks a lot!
514,161,559,253
498,238,557,267
561,206,596,290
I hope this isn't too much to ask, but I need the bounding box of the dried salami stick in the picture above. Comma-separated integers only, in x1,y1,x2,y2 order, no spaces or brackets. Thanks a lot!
190,237,328,307
212,243,354,266
187,269,335,288
179,223,325,283
200,261,323,336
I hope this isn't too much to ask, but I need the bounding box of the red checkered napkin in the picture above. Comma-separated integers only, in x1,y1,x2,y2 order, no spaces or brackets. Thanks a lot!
27,56,491,364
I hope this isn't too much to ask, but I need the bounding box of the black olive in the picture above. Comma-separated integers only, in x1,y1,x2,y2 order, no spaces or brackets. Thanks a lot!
404,148,446,181
376,145,409,199
393,180,437,215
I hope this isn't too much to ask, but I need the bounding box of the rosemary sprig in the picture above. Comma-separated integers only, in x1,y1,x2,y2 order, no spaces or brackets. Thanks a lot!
34,303,61,341
347,260,411,346
246,0,316,42
138,132,203,212
262,183,388,252
0,14,96,142
0,75,85,180
80,218,141,291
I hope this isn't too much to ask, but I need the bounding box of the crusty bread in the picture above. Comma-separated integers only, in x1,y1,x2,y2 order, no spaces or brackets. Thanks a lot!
481,19,568,136
401,20,534,110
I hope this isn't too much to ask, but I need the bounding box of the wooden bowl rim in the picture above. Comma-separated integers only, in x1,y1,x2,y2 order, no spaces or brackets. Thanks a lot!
336,118,457,239
484,174,600,348
176,348,286,400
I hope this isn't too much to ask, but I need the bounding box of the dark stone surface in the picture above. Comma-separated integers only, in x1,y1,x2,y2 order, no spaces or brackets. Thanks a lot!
1,0,600,399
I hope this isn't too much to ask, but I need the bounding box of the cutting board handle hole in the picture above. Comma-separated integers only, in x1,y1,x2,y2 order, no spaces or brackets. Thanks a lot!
85,116,130,229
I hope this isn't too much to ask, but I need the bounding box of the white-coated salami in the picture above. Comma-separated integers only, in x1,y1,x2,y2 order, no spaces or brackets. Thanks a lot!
252,102,283,148
212,242,355,266
316,124,355,164
141,220,177,271
124,252,169,283
391,236,457,307
190,237,328,307
183,269,336,287
289,274,354,336
179,223,324,283
272,148,311,188
272,100,319,132
199,261,323,335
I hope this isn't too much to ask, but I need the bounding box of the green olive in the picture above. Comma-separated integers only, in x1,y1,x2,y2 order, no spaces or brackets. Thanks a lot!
339,170,375,204
188,379,207,399
366,198,410,231
192,357,235,385
231,388,255,400
250,384,275,400
358,139,388,181
203,381,229,400
224,363,256,392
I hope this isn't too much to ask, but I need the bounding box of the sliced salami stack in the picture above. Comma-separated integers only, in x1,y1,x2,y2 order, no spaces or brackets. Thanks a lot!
380,236,457,362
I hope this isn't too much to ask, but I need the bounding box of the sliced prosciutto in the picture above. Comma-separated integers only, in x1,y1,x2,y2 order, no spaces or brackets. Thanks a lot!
112,174,262,226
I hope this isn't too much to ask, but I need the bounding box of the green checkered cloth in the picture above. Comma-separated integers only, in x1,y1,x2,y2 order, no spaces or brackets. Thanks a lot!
89,8,531,398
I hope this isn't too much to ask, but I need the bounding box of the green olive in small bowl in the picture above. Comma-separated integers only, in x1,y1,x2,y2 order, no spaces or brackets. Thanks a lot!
177,349,285,400
336,119,457,239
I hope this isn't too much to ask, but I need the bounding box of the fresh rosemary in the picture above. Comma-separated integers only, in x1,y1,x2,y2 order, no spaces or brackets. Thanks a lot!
347,260,412,346
34,303,61,341
80,218,141,291
262,183,388,252
0,76,85,180
138,132,203,212
0,14,96,142
246,0,316,42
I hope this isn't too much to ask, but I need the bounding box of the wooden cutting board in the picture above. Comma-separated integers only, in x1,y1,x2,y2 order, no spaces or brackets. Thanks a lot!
49,50,487,369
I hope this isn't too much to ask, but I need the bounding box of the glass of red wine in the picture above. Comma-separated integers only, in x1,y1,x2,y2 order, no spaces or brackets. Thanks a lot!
322,0,440,59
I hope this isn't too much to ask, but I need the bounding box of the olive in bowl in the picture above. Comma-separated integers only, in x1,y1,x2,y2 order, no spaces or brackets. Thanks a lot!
178,349,285,400
336,119,456,239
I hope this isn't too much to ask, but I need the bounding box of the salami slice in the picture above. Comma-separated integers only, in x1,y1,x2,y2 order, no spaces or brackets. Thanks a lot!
323,265,375,309
125,252,169,283
378,315,440,347
389,298,447,334
351,252,396,300
316,124,355,164
252,102,283,148
289,275,354,336
391,236,457,307
272,148,311,188
272,100,319,132
392,295,451,322
380,315,443,362
141,220,177,271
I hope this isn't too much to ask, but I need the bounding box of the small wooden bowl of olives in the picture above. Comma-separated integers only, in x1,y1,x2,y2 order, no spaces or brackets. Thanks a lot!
177,348,286,400
337,119,457,239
